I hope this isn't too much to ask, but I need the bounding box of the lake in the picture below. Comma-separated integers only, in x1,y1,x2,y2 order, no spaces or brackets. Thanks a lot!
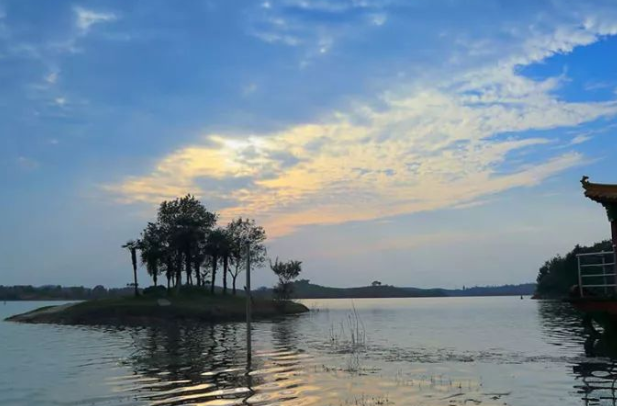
0,297,613,405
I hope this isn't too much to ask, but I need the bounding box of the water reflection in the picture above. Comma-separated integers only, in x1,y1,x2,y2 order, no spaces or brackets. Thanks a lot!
119,302,617,406
538,299,617,406
109,319,315,406
12,299,617,405
116,323,259,405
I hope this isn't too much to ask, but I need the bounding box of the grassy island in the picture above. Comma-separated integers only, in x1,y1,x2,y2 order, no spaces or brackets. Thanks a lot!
6,292,309,326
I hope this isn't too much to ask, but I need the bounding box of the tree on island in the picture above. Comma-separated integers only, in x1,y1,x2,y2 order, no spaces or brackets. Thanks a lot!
205,228,227,295
271,258,302,302
371,280,382,287
123,194,303,300
156,195,217,289
122,239,140,297
227,217,267,295
138,222,165,287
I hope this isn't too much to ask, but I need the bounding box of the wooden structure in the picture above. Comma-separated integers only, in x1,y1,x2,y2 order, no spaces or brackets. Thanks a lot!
579,176,617,296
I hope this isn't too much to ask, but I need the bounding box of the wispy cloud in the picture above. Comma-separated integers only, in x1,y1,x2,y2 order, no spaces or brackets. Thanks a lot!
44,70,59,84
246,0,389,65
54,97,66,106
16,156,39,171
99,3,617,236
74,7,117,34
107,73,614,237
570,134,592,145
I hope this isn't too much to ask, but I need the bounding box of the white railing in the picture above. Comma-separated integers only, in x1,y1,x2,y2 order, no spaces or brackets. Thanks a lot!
577,251,616,298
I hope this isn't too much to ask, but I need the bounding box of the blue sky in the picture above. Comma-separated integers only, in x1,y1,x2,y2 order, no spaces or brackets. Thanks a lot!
2,0,617,288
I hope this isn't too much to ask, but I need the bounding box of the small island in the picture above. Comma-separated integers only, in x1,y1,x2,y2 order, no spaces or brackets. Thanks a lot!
7,195,308,326
6,291,308,326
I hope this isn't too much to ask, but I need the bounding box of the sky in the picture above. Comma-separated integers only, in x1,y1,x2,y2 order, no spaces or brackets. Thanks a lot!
2,0,617,289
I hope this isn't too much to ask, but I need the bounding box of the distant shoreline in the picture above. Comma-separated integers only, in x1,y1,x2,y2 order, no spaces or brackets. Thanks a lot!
1,282,536,301
254,280,536,300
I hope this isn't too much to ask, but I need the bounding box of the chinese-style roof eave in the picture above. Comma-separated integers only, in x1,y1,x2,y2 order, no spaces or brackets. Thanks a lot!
581,176,617,205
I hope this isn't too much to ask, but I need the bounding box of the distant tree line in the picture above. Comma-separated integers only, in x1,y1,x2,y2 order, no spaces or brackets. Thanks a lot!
0,285,133,301
535,240,612,298
124,194,301,300
252,280,534,299
443,284,535,297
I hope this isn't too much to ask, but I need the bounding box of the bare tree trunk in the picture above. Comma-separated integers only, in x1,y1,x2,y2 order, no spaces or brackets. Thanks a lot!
210,256,217,295
194,260,201,286
130,248,138,297
185,248,192,285
232,274,237,295
175,252,182,290
223,256,229,295
166,258,172,290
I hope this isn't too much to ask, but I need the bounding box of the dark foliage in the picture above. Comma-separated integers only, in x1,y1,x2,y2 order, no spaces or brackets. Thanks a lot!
123,195,284,295
122,194,276,297
270,258,302,302
535,240,612,298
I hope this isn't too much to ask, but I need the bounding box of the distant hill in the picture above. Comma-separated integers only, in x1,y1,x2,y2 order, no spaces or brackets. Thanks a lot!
0,285,135,301
437,283,536,297
254,280,534,299
2,281,536,301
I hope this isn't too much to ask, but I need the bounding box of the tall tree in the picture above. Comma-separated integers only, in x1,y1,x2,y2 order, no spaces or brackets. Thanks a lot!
220,231,233,295
193,238,206,287
156,195,217,289
205,229,227,294
227,218,267,295
138,222,165,286
122,239,140,296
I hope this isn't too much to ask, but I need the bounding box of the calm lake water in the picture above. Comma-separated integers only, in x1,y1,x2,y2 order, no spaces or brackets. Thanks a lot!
0,297,615,405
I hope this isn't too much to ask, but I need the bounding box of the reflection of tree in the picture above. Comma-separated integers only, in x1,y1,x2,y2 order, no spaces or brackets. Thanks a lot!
120,322,263,405
272,317,300,351
537,300,617,405
536,299,586,346
573,341,617,405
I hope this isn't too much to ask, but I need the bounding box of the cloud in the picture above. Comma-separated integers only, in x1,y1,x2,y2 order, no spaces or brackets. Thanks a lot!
16,156,39,171
246,0,389,64
370,13,387,27
242,83,258,96
74,7,118,34
570,134,592,145
106,86,612,237
106,3,617,238
44,71,59,84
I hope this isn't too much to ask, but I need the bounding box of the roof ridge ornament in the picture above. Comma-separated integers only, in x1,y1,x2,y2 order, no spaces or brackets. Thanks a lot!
580,175,617,222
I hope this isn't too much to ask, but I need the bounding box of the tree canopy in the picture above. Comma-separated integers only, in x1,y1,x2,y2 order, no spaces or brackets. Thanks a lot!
270,258,303,302
124,194,273,296
535,240,612,298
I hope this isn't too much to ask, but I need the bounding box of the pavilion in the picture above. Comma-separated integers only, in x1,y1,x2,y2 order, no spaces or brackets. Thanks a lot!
581,176,617,250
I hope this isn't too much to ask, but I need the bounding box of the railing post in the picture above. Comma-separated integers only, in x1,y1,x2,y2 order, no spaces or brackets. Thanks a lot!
578,255,583,298
612,220,617,294
602,253,607,296
245,240,251,359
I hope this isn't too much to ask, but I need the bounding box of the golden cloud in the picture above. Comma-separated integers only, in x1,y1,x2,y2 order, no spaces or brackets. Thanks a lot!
104,78,617,237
